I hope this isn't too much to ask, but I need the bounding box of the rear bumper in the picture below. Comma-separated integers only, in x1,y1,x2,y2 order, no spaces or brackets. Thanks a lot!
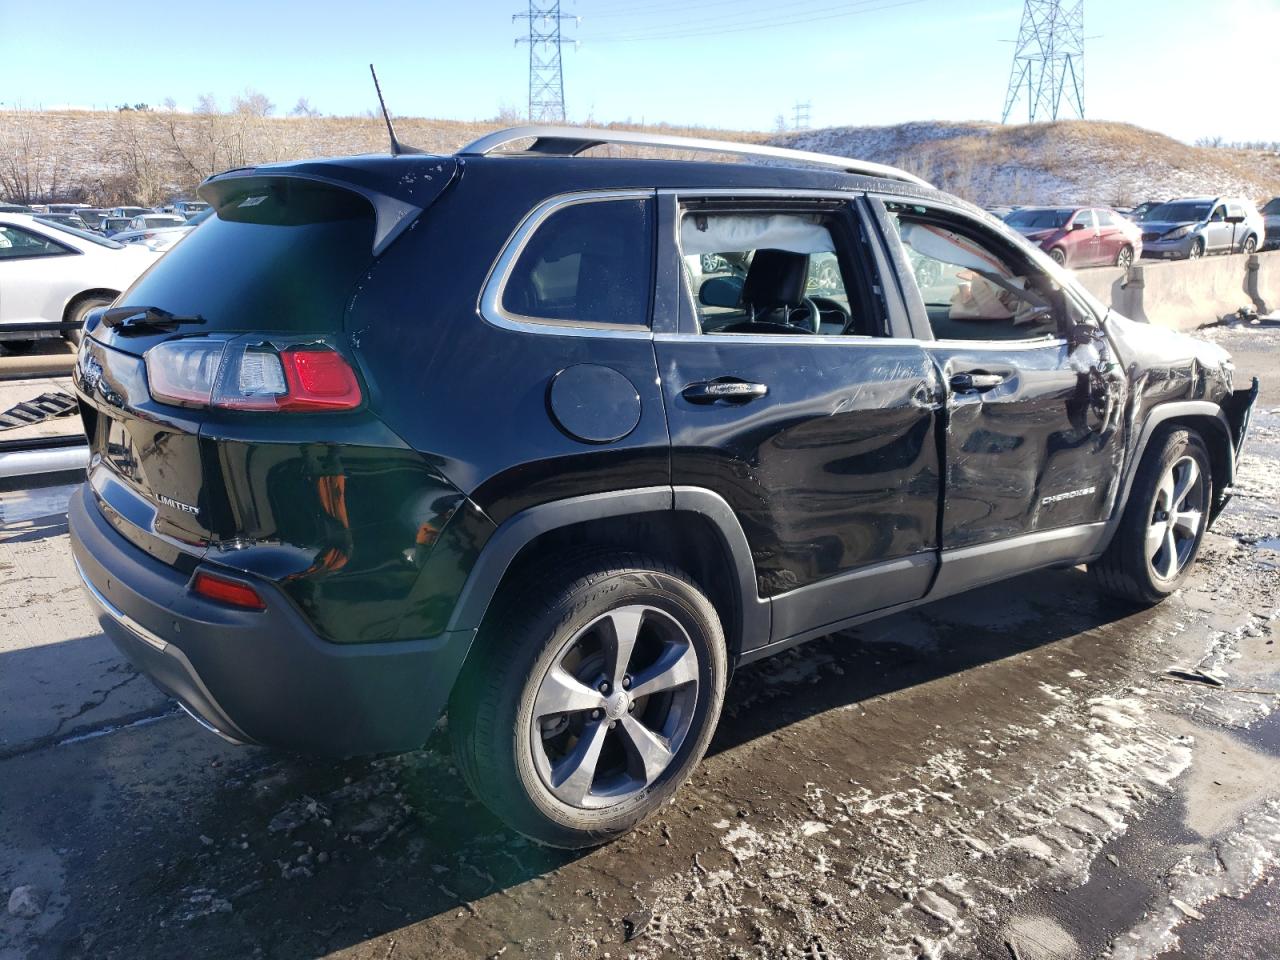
69,484,475,756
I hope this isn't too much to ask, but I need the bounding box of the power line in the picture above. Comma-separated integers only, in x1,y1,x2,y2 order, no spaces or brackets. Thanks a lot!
583,0,927,43
514,2,578,122
1001,0,1084,123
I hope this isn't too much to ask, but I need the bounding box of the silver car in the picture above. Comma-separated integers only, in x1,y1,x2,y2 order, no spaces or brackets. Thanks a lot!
1139,196,1265,260
1261,197,1280,251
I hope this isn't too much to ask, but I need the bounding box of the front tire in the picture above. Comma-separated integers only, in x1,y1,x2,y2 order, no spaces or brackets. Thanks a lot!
1090,428,1211,605
1049,247,1067,267
1188,238,1205,260
449,553,727,848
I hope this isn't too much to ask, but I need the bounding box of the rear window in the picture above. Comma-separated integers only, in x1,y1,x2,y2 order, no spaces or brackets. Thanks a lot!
120,181,376,333
1006,209,1071,229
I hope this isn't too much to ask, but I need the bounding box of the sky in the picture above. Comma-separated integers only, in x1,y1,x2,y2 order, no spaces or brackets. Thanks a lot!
1,0,1276,143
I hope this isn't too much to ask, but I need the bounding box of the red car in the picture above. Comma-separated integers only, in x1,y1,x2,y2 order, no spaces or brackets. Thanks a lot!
1004,206,1142,269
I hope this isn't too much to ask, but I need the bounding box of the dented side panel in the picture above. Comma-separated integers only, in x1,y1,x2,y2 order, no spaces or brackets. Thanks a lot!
655,338,942,598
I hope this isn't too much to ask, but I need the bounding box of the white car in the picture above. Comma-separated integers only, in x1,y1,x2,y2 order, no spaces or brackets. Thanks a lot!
0,213,160,351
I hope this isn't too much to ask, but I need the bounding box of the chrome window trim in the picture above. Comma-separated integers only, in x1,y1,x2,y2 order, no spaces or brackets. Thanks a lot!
653,331,1067,349
477,189,656,340
73,554,169,652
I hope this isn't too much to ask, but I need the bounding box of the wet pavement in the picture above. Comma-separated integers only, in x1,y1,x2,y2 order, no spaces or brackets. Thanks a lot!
1,320,1278,960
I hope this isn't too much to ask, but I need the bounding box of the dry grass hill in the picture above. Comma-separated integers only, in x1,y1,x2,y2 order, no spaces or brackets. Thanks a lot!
2,109,1277,209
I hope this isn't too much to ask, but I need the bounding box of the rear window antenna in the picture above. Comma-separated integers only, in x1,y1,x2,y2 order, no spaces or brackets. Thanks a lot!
369,64,422,156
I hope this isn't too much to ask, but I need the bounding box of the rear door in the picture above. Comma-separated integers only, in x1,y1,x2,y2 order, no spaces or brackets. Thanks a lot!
655,192,942,645
1093,208,1123,265
1205,203,1231,252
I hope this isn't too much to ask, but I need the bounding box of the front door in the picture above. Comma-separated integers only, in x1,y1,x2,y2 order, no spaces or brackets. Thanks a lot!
655,193,942,644
873,197,1124,568
1205,204,1231,252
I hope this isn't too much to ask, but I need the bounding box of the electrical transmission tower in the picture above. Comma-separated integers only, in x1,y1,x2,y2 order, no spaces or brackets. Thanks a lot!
514,2,578,123
1001,0,1084,124
792,101,811,131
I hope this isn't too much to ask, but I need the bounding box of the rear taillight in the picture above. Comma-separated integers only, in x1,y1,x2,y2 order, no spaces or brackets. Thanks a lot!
145,338,362,412
192,570,267,610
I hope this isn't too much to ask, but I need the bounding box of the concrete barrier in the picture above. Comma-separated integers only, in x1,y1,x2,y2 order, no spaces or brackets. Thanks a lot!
1248,250,1280,315
1074,251,1279,331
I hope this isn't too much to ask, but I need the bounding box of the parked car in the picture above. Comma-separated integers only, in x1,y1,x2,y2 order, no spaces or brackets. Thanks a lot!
45,203,91,214
36,212,91,232
68,126,1258,848
164,199,210,219
1261,197,1280,251
1139,197,1264,260
0,202,32,213
98,216,138,237
984,205,1021,220
110,210,210,253
0,213,159,351
75,208,111,232
107,206,151,219
1005,206,1142,268
1125,201,1167,223
126,213,187,231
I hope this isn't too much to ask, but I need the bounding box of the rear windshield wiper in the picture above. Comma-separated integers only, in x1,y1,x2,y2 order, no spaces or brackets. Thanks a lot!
101,305,207,334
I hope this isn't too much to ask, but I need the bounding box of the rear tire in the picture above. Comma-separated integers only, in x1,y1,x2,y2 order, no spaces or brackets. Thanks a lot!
1242,235,1257,255
1089,428,1211,605
449,552,727,848
1116,244,1134,268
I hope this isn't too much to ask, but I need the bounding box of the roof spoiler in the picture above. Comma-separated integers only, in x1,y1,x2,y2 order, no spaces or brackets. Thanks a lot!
199,159,459,256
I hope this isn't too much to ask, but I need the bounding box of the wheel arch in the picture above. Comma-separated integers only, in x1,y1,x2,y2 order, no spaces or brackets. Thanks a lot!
62,287,120,323
445,486,769,667
1104,401,1237,553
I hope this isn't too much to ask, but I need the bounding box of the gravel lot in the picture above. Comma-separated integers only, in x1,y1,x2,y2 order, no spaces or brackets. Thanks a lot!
1,321,1278,960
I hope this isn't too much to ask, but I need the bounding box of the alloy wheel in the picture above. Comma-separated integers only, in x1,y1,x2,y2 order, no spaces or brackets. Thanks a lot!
530,605,700,809
1189,240,1204,259
1147,455,1205,581
1117,245,1133,269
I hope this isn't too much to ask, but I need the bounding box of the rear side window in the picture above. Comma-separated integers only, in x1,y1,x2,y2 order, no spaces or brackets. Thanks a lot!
501,198,653,329
121,181,375,334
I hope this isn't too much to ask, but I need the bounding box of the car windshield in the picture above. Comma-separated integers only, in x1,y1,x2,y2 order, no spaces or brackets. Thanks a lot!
1005,209,1072,229
1147,202,1212,222
1263,199,1280,216
37,218,124,248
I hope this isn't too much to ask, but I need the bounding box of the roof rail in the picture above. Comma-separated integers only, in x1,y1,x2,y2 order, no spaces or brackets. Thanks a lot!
456,125,932,189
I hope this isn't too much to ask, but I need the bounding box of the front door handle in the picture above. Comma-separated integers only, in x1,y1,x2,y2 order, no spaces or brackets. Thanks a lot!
949,372,1005,393
681,378,769,405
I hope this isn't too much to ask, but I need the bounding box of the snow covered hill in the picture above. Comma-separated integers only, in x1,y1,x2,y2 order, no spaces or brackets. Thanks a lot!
773,120,1280,207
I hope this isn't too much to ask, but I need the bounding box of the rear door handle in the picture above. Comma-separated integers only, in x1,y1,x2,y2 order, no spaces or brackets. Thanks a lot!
681,379,769,404
949,372,1005,393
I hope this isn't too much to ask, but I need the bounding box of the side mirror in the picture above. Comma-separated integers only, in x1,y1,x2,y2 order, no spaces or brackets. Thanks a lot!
1071,221,1089,231
699,275,743,309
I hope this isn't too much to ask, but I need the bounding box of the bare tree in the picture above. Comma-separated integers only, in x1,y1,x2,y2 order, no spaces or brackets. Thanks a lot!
232,89,275,118
289,97,320,118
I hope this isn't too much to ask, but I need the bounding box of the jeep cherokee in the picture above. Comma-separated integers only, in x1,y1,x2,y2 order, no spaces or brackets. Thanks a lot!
69,126,1259,848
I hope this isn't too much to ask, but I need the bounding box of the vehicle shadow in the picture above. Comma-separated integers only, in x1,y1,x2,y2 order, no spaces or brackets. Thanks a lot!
2,563,1159,960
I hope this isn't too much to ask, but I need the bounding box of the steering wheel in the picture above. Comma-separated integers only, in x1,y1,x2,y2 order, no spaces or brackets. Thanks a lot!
809,296,852,333
784,297,824,334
